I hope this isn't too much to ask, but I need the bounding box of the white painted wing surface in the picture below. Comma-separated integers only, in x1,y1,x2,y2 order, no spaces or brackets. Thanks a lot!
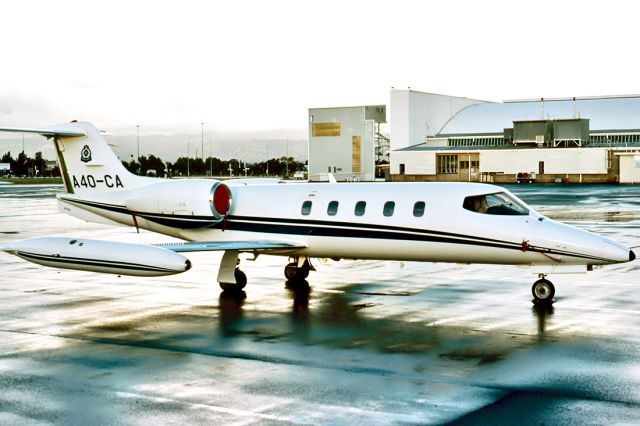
0,127,86,137
154,240,306,252
0,244,16,253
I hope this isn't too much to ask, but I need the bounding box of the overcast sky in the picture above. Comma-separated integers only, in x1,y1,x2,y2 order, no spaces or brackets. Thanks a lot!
1,0,639,136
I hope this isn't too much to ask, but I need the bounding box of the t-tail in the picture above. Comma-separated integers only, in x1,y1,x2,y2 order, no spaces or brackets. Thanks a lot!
0,121,151,194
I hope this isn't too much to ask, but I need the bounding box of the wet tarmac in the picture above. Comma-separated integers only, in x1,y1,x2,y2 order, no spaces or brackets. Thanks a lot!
1,183,640,424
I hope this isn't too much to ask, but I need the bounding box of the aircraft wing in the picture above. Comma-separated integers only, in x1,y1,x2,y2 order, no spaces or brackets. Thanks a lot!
153,240,307,252
0,126,86,137
0,244,16,253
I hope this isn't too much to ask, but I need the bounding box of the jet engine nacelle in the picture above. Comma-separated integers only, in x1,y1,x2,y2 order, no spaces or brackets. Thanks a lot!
125,179,232,222
6,237,191,277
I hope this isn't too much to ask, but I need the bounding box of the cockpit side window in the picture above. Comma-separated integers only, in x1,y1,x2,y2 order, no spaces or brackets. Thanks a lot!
463,192,529,216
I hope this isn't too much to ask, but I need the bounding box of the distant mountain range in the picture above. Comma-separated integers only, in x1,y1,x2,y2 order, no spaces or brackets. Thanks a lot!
0,129,309,163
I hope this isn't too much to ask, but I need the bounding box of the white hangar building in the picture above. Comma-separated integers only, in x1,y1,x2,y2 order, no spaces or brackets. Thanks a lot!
307,90,640,184
390,90,640,184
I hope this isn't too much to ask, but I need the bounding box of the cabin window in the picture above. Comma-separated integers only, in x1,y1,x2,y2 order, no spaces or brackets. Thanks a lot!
301,200,313,215
354,201,366,216
463,192,529,216
383,201,395,217
327,201,339,216
413,201,425,217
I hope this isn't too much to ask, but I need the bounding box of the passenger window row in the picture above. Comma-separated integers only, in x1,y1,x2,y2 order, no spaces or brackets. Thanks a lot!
301,200,426,217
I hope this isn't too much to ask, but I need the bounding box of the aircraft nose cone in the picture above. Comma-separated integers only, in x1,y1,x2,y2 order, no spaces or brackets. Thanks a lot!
631,250,637,262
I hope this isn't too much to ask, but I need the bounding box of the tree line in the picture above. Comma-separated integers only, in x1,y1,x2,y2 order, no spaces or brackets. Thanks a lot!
123,154,306,177
1,151,59,177
1,151,306,178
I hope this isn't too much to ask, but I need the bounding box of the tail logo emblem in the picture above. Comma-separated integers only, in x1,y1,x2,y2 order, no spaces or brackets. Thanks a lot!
80,145,92,163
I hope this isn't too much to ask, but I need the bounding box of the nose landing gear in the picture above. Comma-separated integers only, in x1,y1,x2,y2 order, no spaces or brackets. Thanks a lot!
532,274,555,305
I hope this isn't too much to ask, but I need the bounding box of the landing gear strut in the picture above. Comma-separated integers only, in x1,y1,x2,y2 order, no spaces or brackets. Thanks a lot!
218,250,247,292
532,274,555,305
284,257,313,284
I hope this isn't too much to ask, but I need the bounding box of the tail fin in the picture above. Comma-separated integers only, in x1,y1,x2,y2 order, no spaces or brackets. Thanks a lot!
0,121,151,194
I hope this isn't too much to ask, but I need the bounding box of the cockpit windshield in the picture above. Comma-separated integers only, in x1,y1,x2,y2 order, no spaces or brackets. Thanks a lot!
463,192,529,216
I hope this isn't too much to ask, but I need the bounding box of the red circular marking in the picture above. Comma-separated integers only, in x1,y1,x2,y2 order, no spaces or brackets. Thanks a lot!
213,184,231,215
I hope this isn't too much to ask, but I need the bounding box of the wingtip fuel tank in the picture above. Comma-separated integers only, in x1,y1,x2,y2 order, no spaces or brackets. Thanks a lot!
4,237,191,277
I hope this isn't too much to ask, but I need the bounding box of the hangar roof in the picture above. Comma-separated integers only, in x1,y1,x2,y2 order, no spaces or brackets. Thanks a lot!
396,142,640,152
439,96,640,136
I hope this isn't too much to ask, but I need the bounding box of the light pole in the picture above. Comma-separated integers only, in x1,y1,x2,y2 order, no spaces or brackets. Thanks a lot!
207,123,213,176
136,125,140,161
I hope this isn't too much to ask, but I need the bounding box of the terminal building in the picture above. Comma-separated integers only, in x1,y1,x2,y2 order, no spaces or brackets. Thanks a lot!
309,90,640,184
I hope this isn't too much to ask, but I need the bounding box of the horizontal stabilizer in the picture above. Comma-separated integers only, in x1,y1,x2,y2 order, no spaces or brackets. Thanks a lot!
154,240,306,252
0,126,86,138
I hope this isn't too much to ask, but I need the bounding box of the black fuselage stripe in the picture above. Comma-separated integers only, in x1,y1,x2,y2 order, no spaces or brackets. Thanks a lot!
17,251,177,272
60,197,522,246
217,219,612,262
230,215,514,245
63,198,512,245
59,197,613,263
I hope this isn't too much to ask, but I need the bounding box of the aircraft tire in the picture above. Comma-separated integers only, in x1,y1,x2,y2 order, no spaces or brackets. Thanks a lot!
234,269,247,288
298,266,310,279
284,263,309,282
219,268,247,291
284,263,298,280
532,278,555,304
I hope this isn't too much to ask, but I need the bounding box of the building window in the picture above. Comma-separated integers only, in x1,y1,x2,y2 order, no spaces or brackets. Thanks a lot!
413,201,425,217
312,122,341,137
383,201,395,217
301,200,312,215
460,161,469,169
354,201,366,216
437,154,458,174
471,161,479,168
449,137,505,147
327,201,339,216
399,163,405,175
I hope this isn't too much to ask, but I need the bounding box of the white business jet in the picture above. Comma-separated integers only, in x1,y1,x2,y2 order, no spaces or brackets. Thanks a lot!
0,122,635,305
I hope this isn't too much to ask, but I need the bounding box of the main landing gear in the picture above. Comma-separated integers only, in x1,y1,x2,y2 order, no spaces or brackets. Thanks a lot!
284,257,314,287
531,274,555,305
218,250,247,292
217,252,315,293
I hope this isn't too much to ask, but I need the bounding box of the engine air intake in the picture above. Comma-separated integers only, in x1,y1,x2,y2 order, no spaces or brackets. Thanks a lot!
212,182,232,219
